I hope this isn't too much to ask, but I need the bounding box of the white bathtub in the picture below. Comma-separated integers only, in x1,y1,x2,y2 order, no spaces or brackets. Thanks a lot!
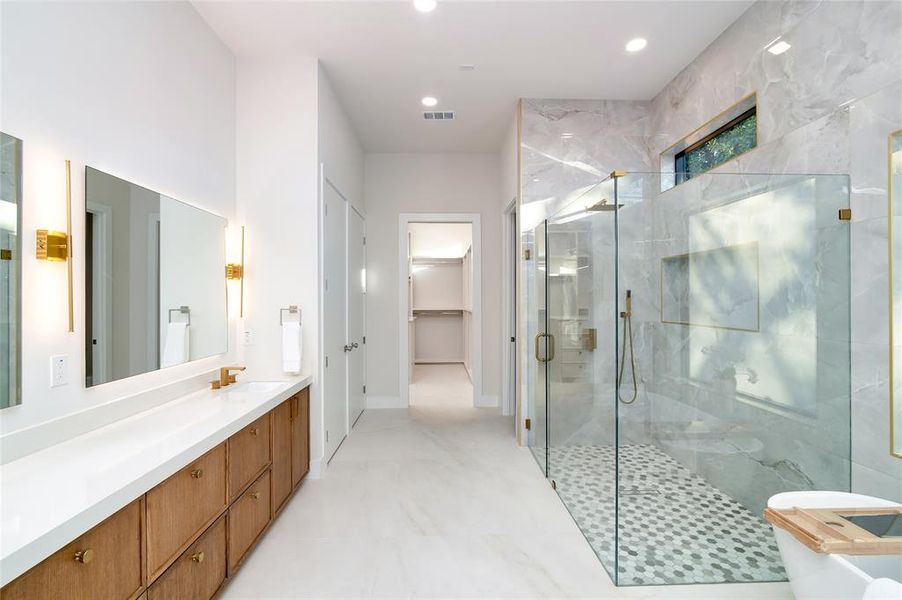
768,492,902,600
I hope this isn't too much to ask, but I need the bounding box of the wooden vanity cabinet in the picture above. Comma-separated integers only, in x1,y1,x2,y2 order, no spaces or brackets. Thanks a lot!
145,442,227,581
290,388,310,488
146,516,226,600
228,415,271,501
1,385,311,600
271,399,293,514
0,499,144,600
227,470,272,575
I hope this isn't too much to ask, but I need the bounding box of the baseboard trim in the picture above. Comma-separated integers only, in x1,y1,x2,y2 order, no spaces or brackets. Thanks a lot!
366,395,406,409
308,457,324,479
476,394,499,408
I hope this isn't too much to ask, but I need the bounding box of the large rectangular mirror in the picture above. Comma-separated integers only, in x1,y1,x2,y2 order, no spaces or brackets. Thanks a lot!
891,130,902,458
85,167,228,387
1,133,22,408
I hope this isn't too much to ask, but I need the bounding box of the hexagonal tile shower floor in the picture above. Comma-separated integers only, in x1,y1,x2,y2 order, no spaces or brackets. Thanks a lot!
534,444,786,586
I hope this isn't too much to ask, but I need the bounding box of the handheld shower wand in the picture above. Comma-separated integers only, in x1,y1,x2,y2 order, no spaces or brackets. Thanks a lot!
617,290,638,404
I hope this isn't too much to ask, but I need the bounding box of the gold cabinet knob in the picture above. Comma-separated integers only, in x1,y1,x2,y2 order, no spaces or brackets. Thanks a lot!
191,468,204,479
74,549,94,564
249,427,258,436
190,551,205,564
250,491,260,500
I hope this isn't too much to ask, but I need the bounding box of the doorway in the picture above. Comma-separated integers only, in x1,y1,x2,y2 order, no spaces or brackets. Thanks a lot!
398,214,482,407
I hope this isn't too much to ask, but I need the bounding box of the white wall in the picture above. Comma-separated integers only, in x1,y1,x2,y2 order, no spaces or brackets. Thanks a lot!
499,108,519,211
364,153,501,407
0,1,236,435
317,67,364,213
235,55,322,468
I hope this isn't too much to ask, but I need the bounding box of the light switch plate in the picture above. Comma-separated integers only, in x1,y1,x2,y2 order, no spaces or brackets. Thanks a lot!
50,355,68,387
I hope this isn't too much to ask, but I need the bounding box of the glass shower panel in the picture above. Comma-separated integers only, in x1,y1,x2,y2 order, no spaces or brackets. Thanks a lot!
526,222,548,474
614,171,851,586
545,178,619,579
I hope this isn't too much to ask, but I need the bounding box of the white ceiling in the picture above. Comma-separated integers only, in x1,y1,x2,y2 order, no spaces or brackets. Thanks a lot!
408,222,472,258
194,0,754,153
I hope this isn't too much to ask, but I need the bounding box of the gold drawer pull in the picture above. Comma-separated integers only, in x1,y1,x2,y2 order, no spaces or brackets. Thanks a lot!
190,551,205,564
74,549,94,564
249,427,258,436
191,468,204,479
250,491,261,500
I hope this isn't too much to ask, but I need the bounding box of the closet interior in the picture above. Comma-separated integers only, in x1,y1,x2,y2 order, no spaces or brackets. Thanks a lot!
407,223,474,383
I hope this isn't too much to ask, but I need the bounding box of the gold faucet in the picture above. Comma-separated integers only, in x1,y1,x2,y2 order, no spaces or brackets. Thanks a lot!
212,366,246,389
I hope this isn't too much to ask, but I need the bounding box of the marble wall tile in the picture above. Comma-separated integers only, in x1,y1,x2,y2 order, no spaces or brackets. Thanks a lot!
520,0,902,507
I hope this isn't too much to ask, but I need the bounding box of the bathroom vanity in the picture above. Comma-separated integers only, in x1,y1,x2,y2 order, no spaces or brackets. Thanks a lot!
0,378,311,599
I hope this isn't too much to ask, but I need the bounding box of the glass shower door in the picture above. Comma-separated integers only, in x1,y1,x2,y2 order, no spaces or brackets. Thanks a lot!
526,222,548,474
545,178,619,580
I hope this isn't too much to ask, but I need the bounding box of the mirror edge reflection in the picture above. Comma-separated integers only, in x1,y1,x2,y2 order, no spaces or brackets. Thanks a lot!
890,129,902,459
0,132,23,410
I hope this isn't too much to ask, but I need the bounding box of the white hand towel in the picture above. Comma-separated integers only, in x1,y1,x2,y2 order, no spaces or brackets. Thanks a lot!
282,321,302,373
161,322,190,368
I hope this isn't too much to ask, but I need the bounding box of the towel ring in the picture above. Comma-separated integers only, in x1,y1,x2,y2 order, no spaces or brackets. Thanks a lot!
280,305,300,325
168,305,191,326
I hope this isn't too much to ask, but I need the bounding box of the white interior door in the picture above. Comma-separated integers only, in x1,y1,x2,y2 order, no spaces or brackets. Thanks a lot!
348,208,366,426
323,181,348,462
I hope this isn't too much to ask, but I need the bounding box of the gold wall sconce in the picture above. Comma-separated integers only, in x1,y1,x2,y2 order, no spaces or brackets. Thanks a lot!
226,225,245,317
36,230,68,261
225,263,243,280
35,160,75,332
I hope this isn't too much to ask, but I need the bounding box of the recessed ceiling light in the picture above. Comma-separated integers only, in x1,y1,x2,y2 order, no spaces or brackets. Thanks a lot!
413,0,437,13
561,132,574,139
625,38,647,52
766,39,792,55
421,96,438,107
458,64,476,71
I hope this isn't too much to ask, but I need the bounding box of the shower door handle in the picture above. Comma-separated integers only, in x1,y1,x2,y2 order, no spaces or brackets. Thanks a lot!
534,333,555,363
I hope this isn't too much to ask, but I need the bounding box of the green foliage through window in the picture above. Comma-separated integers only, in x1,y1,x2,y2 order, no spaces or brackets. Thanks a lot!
675,108,757,184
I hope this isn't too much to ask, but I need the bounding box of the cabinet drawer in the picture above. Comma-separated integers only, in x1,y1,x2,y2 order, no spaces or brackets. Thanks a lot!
146,443,227,580
147,516,226,600
228,415,271,500
227,470,271,575
271,400,292,514
0,500,143,600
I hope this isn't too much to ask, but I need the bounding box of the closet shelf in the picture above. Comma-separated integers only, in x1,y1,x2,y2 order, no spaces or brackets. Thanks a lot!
413,308,463,315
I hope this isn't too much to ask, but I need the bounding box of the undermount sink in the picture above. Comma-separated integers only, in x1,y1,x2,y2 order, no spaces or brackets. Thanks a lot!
223,381,286,394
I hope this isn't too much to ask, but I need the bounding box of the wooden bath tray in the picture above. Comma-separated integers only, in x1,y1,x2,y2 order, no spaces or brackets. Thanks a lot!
764,506,902,555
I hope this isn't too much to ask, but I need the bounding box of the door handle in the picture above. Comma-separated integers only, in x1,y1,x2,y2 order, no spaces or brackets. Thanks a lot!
534,333,554,363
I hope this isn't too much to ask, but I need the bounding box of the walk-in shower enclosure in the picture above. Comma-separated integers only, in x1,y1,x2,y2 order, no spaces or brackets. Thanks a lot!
524,171,851,586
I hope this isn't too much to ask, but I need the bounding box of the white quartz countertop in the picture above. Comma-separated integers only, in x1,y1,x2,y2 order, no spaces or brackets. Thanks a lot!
0,375,311,587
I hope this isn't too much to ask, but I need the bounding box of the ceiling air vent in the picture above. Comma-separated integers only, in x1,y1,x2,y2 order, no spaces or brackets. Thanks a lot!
423,111,455,121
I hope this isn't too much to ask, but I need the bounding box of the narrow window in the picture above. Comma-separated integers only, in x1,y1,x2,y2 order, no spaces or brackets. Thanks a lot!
674,107,757,184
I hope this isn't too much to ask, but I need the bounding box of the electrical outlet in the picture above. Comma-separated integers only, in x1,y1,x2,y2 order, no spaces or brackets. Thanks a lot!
50,355,68,387
243,330,255,346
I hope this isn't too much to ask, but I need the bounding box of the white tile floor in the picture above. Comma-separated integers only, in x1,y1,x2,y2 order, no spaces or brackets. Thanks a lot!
220,364,794,599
